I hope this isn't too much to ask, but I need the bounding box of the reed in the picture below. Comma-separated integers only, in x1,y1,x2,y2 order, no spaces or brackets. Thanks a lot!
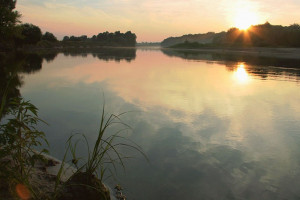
55,103,147,200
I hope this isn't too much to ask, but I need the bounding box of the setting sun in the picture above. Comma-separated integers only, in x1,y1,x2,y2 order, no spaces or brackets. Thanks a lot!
235,8,259,30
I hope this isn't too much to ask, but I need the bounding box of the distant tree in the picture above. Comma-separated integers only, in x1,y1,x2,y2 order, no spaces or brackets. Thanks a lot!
42,31,57,42
61,31,137,47
124,31,137,46
212,32,226,45
63,36,70,41
64,35,88,42
289,23,300,30
16,23,42,46
221,22,300,47
79,35,87,41
161,32,217,47
69,36,76,41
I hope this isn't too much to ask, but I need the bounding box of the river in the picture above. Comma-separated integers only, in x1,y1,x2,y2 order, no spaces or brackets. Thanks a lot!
2,47,300,200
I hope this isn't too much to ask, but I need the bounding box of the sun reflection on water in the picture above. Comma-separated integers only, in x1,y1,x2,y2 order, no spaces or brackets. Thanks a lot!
234,63,250,84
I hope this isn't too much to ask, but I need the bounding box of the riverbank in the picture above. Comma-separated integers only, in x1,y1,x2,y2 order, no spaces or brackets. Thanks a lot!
0,153,116,200
164,47,300,60
20,45,300,60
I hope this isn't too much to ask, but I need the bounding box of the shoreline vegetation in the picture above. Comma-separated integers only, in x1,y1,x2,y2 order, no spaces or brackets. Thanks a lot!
162,46,300,60
162,22,300,48
0,29,138,53
0,0,137,52
0,97,145,200
1,0,300,59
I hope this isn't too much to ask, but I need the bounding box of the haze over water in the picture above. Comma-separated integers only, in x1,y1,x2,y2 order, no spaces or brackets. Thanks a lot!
18,48,300,199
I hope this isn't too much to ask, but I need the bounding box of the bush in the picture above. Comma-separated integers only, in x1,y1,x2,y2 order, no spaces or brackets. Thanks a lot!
0,97,48,199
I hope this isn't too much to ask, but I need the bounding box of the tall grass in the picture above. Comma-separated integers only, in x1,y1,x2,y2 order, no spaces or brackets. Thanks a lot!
53,103,148,200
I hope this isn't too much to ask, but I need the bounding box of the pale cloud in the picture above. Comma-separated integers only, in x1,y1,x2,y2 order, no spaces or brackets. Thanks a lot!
17,0,300,41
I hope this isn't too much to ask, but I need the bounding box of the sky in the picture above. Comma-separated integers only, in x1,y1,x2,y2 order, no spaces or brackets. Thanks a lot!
17,0,300,42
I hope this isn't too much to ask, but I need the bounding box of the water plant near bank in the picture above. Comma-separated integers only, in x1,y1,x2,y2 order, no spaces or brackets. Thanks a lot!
55,104,147,200
0,96,147,199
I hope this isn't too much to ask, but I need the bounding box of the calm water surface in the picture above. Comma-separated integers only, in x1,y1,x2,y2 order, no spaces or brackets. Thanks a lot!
6,48,300,199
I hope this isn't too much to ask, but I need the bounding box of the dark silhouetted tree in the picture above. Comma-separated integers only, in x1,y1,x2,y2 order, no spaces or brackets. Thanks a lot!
62,31,137,46
63,36,70,41
0,0,21,50
16,23,42,46
214,22,300,47
0,0,20,37
42,31,57,42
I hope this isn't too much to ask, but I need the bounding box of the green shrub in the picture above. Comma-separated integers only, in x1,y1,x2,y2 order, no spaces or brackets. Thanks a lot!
0,97,48,198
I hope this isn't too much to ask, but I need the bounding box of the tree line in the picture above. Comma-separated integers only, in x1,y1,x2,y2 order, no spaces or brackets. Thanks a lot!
163,22,300,48
0,0,136,51
219,22,300,47
62,31,137,47
0,0,58,50
161,32,217,47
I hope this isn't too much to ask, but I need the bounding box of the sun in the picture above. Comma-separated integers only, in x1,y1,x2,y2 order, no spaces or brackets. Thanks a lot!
234,7,259,30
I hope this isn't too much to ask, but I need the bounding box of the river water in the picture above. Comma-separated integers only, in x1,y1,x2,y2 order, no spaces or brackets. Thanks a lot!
2,47,300,199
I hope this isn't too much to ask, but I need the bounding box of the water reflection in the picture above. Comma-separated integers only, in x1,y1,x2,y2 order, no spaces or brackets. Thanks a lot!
162,48,300,71
61,47,136,62
2,48,300,200
162,49,300,82
233,63,251,84
225,62,300,83
0,52,55,117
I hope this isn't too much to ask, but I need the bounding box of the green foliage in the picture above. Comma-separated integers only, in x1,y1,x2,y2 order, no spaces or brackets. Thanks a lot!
0,97,48,192
221,22,300,47
0,0,16,9
0,0,20,50
169,40,207,49
62,31,137,47
53,104,147,200
37,40,57,48
163,22,300,48
64,105,147,181
161,32,217,47
16,23,42,46
42,32,58,42
1,1,60,51
0,0,19,32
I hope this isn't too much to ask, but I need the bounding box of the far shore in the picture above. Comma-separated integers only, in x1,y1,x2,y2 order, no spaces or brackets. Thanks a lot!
162,46,300,60
2,45,300,61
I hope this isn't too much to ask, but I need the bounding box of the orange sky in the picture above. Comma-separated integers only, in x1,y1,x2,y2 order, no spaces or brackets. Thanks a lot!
17,0,300,42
